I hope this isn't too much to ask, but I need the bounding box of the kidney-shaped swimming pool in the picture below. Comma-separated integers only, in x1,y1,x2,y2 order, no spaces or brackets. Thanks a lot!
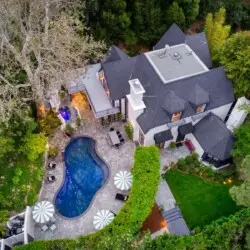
55,137,109,218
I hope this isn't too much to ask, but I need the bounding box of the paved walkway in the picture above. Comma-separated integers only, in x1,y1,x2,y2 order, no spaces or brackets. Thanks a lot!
35,119,135,240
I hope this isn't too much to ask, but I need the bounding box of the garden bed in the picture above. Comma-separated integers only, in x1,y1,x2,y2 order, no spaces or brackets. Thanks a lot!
165,169,241,230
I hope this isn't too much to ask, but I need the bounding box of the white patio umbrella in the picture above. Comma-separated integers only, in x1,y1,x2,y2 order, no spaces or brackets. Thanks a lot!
32,200,55,224
114,171,132,191
93,210,114,230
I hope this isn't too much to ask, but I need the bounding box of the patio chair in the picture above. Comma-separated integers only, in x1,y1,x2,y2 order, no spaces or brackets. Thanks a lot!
42,225,48,232
48,162,56,169
50,217,56,223
47,175,56,182
116,131,121,136
115,193,129,201
120,138,125,143
109,127,114,132
50,224,56,232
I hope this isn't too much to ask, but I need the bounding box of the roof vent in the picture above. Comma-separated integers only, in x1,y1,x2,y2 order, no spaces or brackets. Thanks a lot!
156,48,167,58
186,51,193,56
170,52,182,63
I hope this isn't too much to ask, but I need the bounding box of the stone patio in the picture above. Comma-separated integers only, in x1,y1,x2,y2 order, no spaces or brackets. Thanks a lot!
35,118,135,240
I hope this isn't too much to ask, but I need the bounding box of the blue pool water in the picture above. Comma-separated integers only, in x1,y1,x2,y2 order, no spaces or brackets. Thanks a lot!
55,137,109,218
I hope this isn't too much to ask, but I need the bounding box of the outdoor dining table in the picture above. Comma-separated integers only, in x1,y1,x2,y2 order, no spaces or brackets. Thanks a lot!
108,131,120,146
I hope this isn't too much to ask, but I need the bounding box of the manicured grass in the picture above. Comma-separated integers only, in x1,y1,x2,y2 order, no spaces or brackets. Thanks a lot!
165,169,241,230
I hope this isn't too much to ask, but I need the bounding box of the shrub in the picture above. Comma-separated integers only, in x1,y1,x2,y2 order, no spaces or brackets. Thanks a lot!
38,110,61,136
125,122,133,140
177,158,186,171
169,141,176,149
64,124,74,134
75,117,81,127
48,146,59,158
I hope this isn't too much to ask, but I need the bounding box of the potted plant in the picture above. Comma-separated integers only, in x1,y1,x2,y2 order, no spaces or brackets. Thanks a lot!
169,141,176,149
64,124,74,137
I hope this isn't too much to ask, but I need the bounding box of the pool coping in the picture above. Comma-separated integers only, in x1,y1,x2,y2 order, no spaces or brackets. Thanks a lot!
53,135,111,221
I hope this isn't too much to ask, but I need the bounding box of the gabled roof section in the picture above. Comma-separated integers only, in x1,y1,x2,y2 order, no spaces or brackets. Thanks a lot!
154,23,185,50
189,85,210,108
102,56,137,100
137,66,234,133
185,32,212,68
102,45,129,64
162,91,186,114
193,113,235,161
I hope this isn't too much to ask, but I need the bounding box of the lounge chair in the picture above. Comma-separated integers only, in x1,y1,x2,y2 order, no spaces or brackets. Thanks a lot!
48,162,56,169
47,175,56,182
115,193,129,201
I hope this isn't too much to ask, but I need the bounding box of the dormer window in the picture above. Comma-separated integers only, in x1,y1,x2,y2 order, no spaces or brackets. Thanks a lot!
172,112,182,122
196,104,206,113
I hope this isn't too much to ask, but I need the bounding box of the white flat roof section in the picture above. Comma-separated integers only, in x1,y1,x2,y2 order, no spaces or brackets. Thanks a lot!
67,64,119,118
146,44,209,84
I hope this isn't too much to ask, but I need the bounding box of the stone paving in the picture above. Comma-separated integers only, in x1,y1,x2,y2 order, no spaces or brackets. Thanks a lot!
35,119,135,240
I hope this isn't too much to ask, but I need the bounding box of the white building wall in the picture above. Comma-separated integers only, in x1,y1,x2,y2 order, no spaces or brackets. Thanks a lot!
121,98,126,115
185,133,204,159
24,206,35,244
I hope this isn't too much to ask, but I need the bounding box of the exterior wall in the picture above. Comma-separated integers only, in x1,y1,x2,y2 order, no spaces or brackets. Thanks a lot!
24,206,35,244
121,98,126,115
184,133,204,159
127,100,144,141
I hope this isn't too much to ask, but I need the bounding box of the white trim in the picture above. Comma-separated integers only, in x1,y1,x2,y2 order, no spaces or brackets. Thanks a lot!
126,94,146,111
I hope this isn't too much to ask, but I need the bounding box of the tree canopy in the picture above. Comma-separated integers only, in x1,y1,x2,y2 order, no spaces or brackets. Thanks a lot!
214,32,250,97
205,7,231,56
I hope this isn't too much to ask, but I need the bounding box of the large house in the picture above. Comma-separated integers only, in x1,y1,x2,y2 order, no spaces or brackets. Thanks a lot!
67,24,236,168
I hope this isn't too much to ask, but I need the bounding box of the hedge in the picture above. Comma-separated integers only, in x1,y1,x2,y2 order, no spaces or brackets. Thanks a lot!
16,146,160,250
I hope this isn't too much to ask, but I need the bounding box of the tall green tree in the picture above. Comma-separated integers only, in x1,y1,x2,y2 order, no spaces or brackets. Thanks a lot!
130,0,165,45
214,32,250,97
166,2,186,29
177,0,200,25
205,7,231,56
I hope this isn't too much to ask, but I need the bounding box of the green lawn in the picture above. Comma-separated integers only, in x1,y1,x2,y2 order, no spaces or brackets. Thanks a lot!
165,169,241,230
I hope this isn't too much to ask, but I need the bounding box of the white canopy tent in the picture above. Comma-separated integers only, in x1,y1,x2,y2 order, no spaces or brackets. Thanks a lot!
114,171,132,191
93,210,114,230
32,201,55,224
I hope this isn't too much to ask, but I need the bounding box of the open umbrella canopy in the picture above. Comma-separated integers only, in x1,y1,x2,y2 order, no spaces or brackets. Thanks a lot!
32,201,55,223
93,210,114,230
114,171,132,190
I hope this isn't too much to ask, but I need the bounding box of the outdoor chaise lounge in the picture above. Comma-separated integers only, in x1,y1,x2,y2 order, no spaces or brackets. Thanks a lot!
48,162,56,169
47,175,56,182
115,193,129,201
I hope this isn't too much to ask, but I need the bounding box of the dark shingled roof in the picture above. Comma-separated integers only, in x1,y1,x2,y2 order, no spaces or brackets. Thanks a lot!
186,32,212,68
162,206,190,236
154,130,173,144
154,23,185,49
178,123,194,136
136,55,234,133
162,91,186,114
189,85,210,108
102,57,137,100
193,113,235,161
102,45,129,64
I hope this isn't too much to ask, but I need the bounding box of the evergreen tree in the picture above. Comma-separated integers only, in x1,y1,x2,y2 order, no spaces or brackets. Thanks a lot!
205,7,231,56
177,0,200,25
129,0,165,45
166,2,186,29
96,0,131,43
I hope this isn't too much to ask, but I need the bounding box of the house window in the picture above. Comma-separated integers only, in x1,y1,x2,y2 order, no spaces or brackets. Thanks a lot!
171,112,182,122
139,130,144,145
196,104,206,113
